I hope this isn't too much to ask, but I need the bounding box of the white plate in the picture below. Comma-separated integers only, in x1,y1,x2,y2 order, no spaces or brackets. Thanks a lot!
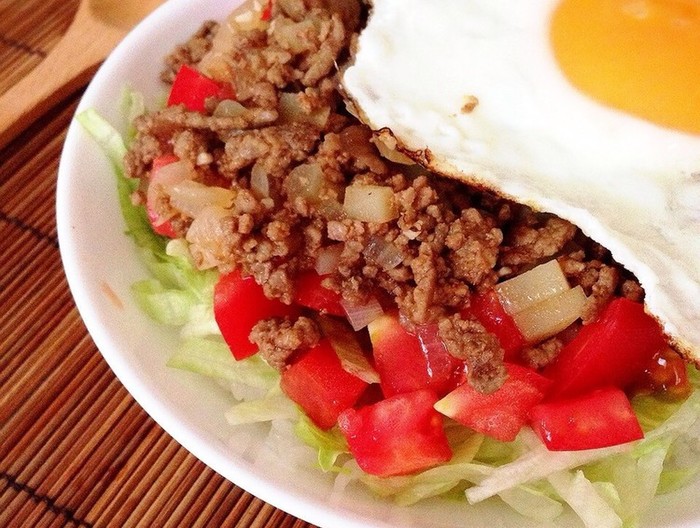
56,1,700,526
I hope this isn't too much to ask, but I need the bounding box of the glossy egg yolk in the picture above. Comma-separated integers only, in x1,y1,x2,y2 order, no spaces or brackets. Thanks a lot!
551,0,700,134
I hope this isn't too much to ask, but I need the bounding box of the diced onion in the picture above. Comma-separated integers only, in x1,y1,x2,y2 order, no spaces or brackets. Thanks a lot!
343,184,397,223
198,18,236,79
363,235,404,270
341,296,384,331
285,163,324,201
185,205,234,269
278,92,330,128
315,244,343,275
169,180,235,218
372,134,415,165
230,0,270,32
146,160,191,222
250,162,270,198
495,259,570,315
513,285,587,343
317,316,380,384
214,99,247,117
165,238,195,262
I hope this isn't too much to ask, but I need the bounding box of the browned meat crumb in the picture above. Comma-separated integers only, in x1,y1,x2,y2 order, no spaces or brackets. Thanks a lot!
218,123,320,181
249,316,321,370
162,21,219,83
558,251,621,323
438,314,506,394
129,0,647,394
500,214,577,271
621,279,644,302
445,208,502,287
521,337,564,369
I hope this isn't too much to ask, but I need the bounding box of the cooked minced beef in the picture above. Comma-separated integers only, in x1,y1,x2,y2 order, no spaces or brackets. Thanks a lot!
250,316,321,370
437,315,506,394
521,337,565,370
127,0,644,392
161,20,219,84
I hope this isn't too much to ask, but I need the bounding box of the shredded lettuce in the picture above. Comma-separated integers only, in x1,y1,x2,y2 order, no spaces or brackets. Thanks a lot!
548,470,623,528
225,388,299,425
78,108,165,257
131,240,218,329
119,86,145,142
81,105,700,528
79,109,219,332
167,337,277,387
294,415,349,472
498,485,564,522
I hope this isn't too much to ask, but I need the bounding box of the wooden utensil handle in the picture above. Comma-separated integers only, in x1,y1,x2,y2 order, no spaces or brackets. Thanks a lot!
0,15,118,152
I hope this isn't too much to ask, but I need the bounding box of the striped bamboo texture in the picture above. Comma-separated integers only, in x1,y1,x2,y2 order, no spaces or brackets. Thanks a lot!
0,1,317,526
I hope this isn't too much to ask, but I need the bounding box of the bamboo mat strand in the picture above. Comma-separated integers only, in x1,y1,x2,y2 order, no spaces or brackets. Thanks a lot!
0,1,318,526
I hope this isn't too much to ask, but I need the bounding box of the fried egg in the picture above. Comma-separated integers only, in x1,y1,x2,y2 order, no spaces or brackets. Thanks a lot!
343,0,700,359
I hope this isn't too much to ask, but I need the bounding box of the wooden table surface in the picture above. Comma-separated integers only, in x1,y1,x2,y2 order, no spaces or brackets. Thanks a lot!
0,1,316,526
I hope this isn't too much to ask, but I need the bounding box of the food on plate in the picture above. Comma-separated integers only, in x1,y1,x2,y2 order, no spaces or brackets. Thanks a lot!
342,0,700,361
79,0,700,525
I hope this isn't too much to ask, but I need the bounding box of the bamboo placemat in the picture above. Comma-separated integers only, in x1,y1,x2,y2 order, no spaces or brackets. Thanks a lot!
0,1,316,526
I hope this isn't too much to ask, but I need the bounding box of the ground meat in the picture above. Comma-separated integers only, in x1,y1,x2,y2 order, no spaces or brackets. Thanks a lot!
218,123,320,181
438,315,506,393
558,251,622,323
124,133,167,180
621,279,644,302
249,316,321,370
521,337,564,369
445,208,502,287
135,105,279,137
500,214,577,271
162,21,219,83
129,0,647,394
172,129,214,167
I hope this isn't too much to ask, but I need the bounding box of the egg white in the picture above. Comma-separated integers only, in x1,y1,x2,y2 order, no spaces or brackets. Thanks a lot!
343,0,700,358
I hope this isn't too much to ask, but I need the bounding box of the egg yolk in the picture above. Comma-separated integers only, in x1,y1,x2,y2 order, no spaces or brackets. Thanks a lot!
550,0,700,134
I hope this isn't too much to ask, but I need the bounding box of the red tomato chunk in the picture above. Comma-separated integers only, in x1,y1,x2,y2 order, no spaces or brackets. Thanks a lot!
369,313,465,398
529,387,644,451
293,271,346,317
545,298,666,399
167,65,235,113
462,290,526,361
281,339,368,430
214,271,300,360
633,347,692,400
260,0,273,20
435,363,551,443
338,389,452,477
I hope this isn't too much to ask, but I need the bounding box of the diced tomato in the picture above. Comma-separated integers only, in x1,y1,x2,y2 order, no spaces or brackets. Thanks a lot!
151,154,180,172
544,298,666,399
462,290,526,361
167,65,235,113
434,363,551,442
214,270,300,360
293,271,345,316
260,0,273,20
338,389,452,477
631,347,692,400
369,313,465,398
529,387,644,451
146,154,182,238
148,211,178,238
281,339,368,429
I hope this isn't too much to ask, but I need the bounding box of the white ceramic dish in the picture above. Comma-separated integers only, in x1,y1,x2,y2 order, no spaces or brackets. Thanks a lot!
56,1,700,526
